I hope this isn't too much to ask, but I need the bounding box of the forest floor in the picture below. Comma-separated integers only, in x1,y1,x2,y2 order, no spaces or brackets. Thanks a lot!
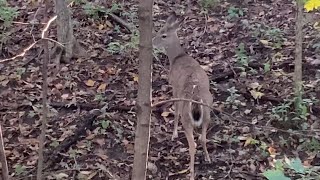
1,0,320,179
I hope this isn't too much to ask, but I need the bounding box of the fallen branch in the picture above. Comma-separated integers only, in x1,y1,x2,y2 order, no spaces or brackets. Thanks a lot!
152,98,221,114
44,109,101,170
108,13,132,33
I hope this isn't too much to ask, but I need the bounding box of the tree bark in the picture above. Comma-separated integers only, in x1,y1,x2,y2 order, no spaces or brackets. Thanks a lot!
54,0,75,65
132,0,154,179
294,0,303,110
36,1,50,179
0,124,9,180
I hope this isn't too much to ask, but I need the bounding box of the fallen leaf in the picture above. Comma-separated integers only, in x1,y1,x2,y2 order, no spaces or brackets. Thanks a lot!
98,24,105,30
244,109,252,114
161,111,170,117
61,94,69,100
80,171,91,175
250,90,264,99
1,80,9,86
97,83,107,92
98,69,105,74
249,82,262,90
133,74,139,82
54,173,69,179
85,79,96,87
260,39,270,46
105,20,113,27
244,137,253,147
268,147,276,155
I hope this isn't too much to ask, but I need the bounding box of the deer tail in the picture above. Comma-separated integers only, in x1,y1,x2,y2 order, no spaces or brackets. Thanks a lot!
188,85,203,127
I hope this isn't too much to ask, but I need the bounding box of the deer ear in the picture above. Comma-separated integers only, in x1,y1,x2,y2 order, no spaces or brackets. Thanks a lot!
166,12,178,25
171,16,184,30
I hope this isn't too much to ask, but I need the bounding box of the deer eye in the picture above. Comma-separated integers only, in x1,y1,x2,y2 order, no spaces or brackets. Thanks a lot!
161,34,167,38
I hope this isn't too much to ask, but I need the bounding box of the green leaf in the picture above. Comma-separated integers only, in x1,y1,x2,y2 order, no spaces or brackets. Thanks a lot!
50,140,59,148
263,169,290,180
264,62,271,72
101,120,110,129
15,164,26,175
274,160,284,171
287,158,305,174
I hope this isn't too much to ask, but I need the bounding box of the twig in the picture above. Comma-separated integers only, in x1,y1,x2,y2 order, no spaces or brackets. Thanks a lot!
0,123,9,180
152,98,320,139
0,1,73,63
30,5,42,42
152,98,211,109
0,17,46,25
200,12,208,38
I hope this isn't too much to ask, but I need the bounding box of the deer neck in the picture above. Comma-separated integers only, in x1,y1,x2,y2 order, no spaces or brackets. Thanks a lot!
165,38,186,66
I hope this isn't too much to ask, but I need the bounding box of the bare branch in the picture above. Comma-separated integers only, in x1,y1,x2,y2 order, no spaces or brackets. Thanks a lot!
0,1,73,63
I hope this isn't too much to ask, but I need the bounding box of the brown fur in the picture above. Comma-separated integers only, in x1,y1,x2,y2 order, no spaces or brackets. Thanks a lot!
153,12,213,180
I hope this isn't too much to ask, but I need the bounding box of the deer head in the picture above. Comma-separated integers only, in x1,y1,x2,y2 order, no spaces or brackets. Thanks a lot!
152,12,184,50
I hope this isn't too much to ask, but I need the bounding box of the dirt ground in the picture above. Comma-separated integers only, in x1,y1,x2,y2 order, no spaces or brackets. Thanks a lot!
1,0,320,179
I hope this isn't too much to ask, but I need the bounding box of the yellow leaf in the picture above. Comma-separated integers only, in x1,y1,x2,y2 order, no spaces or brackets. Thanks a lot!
268,146,276,155
176,168,189,174
304,0,320,12
161,111,170,117
98,24,104,30
313,22,320,30
85,79,96,87
249,82,261,90
250,90,264,99
133,74,139,82
244,137,253,147
260,39,270,45
97,83,107,92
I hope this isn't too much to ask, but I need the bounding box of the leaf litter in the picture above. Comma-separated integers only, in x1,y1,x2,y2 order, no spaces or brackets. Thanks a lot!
1,0,320,179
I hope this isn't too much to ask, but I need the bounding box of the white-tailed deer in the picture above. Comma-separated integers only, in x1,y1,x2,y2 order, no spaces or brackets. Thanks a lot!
153,12,213,179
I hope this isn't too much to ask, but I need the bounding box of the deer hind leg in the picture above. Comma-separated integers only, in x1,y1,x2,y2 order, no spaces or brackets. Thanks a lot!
183,121,196,180
201,107,211,162
172,90,181,140
172,101,180,140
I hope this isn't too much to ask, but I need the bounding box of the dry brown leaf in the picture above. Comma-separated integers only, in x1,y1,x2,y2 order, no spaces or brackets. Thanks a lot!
97,83,107,92
85,79,96,87
98,24,105,30
161,111,170,117
268,147,276,155
61,94,69,100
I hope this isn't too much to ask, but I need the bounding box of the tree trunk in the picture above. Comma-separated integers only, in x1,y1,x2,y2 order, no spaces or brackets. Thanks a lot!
0,124,9,180
53,0,86,68
36,1,50,179
294,0,303,110
53,0,74,65
132,0,154,179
